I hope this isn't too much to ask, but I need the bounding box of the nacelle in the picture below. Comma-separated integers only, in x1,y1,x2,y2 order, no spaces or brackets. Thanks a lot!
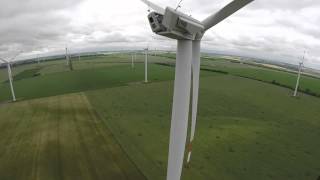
148,7,204,40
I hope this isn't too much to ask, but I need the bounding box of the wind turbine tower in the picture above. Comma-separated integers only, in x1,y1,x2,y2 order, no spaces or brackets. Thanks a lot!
293,52,305,97
131,53,135,69
145,48,148,83
140,0,254,179
0,55,20,102
65,47,73,71
66,47,69,66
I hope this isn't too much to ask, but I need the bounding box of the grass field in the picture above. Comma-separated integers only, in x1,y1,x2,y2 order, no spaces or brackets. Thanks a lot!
1,55,319,102
0,93,146,180
202,59,320,95
0,54,320,180
0,54,173,80
0,63,177,102
0,54,178,102
86,75,320,180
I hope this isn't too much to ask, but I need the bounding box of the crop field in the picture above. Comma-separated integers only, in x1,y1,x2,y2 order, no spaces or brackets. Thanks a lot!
0,54,172,82
86,75,320,180
0,54,173,101
0,93,146,180
1,54,319,102
0,54,320,180
201,59,320,95
0,63,176,102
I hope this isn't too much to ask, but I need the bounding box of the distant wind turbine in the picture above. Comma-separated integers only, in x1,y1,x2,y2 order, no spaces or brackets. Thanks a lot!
65,47,73,71
0,52,22,102
145,48,149,83
131,53,135,69
293,52,306,97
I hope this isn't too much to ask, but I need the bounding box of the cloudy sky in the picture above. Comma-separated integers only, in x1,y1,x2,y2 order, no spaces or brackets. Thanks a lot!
0,0,320,69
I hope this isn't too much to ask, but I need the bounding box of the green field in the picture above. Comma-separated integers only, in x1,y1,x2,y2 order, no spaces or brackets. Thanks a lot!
86,75,320,180
0,93,146,180
0,64,176,102
0,54,320,180
0,54,179,102
1,55,319,102
201,59,320,96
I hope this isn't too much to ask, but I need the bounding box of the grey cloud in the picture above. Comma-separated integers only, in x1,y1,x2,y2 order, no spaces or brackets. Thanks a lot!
0,13,69,43
87,32,130,44
250,0,320,10
0,0,84,58
0,0,319,69
276,18,320,39
0,0,82,18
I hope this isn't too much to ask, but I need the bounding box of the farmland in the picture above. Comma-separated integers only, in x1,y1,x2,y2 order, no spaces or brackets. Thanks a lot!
0,93,146,180
86,75,320,180
201,58,320,96
0,54,320,180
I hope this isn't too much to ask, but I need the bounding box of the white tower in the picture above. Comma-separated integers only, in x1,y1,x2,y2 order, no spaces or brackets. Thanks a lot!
145,48,148,83
293,62,303,97
141,0,254,179
0,58,16,102
66,47,69,66
65,47,73,71
293,52,306,97
131,53,135,69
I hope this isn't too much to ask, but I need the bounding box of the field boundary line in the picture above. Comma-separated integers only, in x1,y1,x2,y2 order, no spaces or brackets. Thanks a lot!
82,93,148,180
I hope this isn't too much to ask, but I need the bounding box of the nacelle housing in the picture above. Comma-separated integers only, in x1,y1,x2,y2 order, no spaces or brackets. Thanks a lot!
148,7,204,40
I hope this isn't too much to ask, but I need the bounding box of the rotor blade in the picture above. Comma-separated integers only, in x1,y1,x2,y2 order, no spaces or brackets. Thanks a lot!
140,0,165,14
0,58,8,63
167,40,193,180
186,40,201,164
202,0,254,31
10,54,19,61
10,50,23,61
